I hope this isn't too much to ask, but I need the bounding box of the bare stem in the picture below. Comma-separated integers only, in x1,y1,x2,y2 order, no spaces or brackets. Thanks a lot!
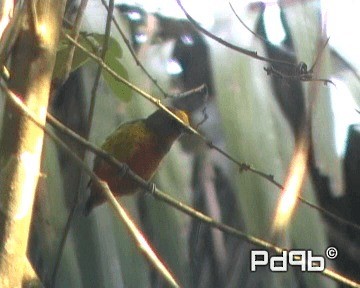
63,0,89,81
100,0,169,97
175,0,295,67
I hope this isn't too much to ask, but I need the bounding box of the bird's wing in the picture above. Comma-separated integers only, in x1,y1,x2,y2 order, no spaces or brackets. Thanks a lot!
101,120,155,162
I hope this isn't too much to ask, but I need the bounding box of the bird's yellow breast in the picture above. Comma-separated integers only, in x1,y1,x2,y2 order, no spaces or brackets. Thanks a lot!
100,120,167,180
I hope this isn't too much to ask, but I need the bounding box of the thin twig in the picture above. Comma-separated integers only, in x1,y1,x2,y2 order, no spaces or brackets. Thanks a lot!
175,0,295,67
50,1,90,285
228,1,294,58
63,0,89,81
264,65,335,86
63,31,360,234
309,37,330,73
87,0,114,133
100,0,169,97
2,83,359,288
180,0,333,86
172,84,208,99
195,106,209,129
229,2,269,44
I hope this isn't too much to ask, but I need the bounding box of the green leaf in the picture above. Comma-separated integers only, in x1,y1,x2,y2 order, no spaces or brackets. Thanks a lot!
53,35,93,81
86,33,130,100
53,30,130,100
89,33,123,58
103,54,132,102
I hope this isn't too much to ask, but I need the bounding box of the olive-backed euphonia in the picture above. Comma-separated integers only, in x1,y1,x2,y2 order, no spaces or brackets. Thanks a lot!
84,107,189,215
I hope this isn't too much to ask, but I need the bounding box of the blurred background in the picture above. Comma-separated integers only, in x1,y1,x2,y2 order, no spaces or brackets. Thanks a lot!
17,0,360,287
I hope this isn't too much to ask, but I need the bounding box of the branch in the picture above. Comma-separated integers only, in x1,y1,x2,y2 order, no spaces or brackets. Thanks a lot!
63,31,360,234
62,0,89,81
229,2,269,44
264,65,335,86
178,0,332,85
87,0,114,135
100,0,169,97
175,0,295,67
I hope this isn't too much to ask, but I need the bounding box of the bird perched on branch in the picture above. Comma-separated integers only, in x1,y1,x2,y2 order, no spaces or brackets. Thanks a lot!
84,107,190,215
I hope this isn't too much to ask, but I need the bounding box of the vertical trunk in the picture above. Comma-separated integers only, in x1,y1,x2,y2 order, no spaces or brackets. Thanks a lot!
0,1,66,287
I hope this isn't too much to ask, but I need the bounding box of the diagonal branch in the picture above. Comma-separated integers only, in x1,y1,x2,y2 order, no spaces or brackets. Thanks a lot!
63,31,360,234
62,0,89,82
178,0,332,85
87,0,114,134
100,0,169,97
175,0,295,67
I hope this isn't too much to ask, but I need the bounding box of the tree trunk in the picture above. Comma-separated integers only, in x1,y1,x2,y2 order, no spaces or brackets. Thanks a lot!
0,1,66,287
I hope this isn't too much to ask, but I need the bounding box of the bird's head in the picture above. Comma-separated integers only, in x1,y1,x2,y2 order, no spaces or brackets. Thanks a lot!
145,107,190,139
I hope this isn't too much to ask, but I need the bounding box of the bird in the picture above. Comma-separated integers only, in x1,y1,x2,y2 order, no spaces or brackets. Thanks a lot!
84,107,190,215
